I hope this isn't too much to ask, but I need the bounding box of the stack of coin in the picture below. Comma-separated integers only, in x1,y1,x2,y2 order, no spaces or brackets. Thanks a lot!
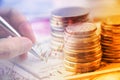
101,16,120,63
64,22,102,73
50,7,89,51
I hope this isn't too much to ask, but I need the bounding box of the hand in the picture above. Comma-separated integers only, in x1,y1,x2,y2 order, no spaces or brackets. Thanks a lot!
0,8,35,60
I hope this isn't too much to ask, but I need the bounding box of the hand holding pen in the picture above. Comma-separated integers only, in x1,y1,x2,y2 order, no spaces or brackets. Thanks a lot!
0,8,36,60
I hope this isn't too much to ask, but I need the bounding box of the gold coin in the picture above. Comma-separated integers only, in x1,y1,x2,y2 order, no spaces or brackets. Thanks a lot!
65,50,102,58
66,23,97,35
64,39,100,49
102,15,120,26
51,26,64,31
102,58,120,63
63,45,101,55
51,46,63,51
63,48,98,55
64,35,100,44
103,54,120,59
64,42,101,50
64,58,101,68
64,53,102,63
51,36,64,42
64,62,100,73
64,49,102,58
64,30,97,38
50,40,63,51
101,44,120,50
51,31,64,38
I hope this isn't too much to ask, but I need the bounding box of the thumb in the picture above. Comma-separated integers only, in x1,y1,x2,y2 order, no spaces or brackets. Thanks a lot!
0,37,32,59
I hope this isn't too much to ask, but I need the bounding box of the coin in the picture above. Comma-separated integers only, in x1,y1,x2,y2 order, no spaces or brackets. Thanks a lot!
51,7,89,20
64,60,100,73
65,23,97,35
50,7,89,52
64,53,102,63
64,45,101,52
101,16,120,62
102,15,120,26
102,58,120,63
63,22,101,72
63,45,101,54
64,39,100,49
103,53,120,58
64,49,102,58
51,36,64,42
64,58,101,68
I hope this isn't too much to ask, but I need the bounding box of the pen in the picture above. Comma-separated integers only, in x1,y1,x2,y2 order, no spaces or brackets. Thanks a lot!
0,16,45,61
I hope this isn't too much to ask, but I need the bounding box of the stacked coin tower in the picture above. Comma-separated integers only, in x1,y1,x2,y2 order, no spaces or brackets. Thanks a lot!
101,16,120,63
64,23,102,73
50,7,89,52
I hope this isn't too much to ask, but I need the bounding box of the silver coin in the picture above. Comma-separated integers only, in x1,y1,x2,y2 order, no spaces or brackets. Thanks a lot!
51,7,89,20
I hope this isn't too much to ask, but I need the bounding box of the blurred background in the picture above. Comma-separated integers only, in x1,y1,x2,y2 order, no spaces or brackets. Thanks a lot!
0,0,120,41
0,0,53,19
0,0,119,19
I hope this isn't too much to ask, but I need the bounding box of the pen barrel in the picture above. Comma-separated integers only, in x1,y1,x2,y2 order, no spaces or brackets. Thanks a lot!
0,16,21,37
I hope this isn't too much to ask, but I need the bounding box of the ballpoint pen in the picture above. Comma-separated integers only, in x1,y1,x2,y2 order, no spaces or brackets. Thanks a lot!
0,16,45,61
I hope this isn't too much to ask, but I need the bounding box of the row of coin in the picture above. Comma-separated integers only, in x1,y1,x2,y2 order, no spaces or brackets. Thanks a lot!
63,23,102,73
101,16,120,63
50,7,120,73
50,7,89,52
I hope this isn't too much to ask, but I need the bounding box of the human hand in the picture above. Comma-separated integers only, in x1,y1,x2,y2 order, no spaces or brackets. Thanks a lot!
0,8,35,60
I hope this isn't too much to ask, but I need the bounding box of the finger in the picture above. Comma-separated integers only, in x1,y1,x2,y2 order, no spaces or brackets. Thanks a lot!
0,8,35,43
0,37,32,59
19,53,28,60
0,29,8,38
8,9,36,43
17,22,36,43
